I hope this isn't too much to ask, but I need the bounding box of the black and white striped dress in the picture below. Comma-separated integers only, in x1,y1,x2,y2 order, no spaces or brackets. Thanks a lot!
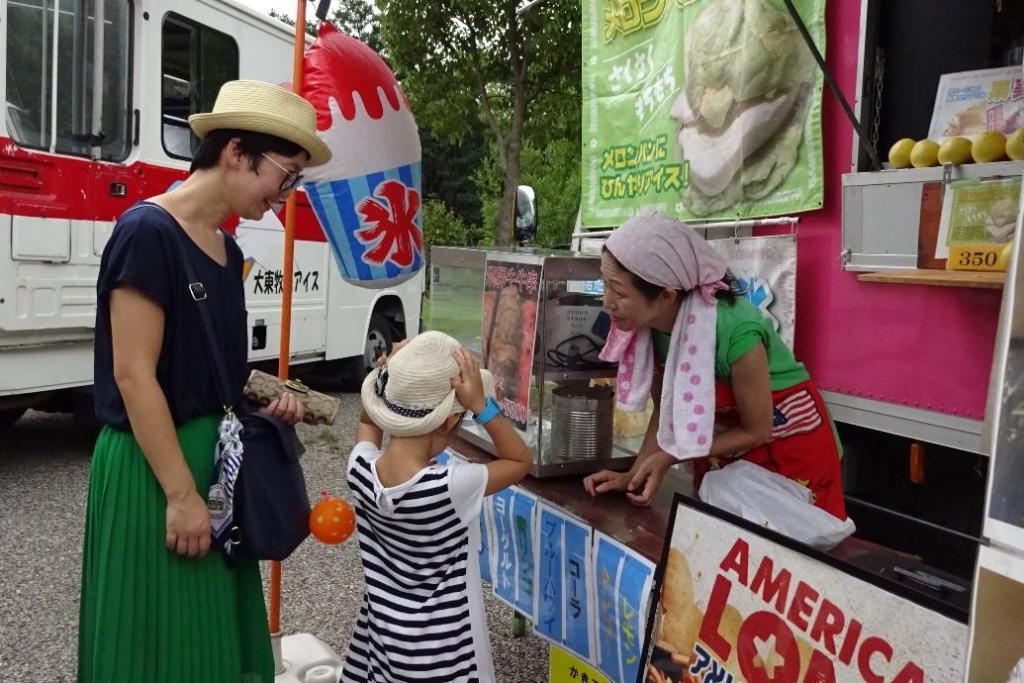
341,442,493,683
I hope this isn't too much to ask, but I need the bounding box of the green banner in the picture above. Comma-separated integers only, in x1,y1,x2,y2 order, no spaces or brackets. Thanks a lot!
581,0,826,227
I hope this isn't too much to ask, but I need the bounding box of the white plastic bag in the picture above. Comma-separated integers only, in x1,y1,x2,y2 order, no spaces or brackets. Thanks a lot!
698,460,856,550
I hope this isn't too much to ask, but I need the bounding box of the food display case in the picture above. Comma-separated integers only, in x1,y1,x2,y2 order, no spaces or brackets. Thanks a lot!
428,246,645,477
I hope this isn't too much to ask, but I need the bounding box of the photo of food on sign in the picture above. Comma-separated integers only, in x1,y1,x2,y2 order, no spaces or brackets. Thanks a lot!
581,0,825,226
670,0,816,217
481,258,542,430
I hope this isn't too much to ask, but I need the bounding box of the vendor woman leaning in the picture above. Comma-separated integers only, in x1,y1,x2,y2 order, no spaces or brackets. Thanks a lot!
583,211,846,520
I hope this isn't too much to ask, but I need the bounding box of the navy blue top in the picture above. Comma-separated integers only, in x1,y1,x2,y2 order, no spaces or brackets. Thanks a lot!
93,202,249,430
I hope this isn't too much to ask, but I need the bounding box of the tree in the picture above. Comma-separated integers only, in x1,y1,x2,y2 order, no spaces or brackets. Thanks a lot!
476,136,579,248
268,8,316,37
268,2,488,242
421,127,486,239
270,0,380,53
421,198,470,263
329,0,382,54
379,0,580,246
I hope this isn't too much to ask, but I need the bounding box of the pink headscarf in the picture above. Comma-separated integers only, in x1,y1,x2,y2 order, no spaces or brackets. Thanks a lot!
604,211,728,304
599,211,727,460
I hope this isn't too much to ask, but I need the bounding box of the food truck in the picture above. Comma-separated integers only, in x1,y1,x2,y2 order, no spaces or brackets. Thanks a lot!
427,1,1024,681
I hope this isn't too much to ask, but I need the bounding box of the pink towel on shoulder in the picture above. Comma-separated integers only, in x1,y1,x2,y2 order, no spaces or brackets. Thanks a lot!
598,326,652,412
598,211,727,461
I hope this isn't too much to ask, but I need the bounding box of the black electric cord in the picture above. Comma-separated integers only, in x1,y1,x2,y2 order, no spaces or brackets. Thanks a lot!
545,335,609,370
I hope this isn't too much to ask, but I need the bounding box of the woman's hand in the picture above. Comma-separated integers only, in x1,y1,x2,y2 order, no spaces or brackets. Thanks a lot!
165,489,211,558
583,469,631,496
451,346,487,415
260,390,306,425
623,451,676,506
583,450,676,507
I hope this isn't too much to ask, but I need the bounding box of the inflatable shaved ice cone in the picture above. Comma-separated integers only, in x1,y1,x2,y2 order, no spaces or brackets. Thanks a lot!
301,22,423,288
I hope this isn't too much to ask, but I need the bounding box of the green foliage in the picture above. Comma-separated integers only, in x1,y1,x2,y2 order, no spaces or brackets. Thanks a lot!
271,0,380,53
269,1,582,250
379,0,580,244
268,8,317,37
476,136,580,249
526,137,581,248
421,127,486,239
329,0,383,54
422,199,470,258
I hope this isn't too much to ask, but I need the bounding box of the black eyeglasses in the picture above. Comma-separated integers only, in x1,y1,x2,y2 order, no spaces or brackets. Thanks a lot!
261,153,304,192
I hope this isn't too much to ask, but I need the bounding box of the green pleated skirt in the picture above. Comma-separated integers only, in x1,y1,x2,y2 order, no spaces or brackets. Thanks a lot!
78,414,274,683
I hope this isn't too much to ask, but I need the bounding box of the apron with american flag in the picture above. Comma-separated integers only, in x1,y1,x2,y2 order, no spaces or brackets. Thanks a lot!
694,379,847,520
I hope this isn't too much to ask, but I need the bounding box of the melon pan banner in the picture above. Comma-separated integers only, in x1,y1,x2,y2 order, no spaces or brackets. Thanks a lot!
582,0,826,227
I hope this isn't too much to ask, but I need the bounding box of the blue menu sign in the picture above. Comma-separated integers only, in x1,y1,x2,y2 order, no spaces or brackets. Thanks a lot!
535,502,596,663
594,532,655,683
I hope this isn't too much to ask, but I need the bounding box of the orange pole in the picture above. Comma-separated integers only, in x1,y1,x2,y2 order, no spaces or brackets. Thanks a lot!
269,0,308,638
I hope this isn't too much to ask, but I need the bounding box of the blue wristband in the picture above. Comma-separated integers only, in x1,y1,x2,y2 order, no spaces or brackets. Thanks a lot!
474,397,502,425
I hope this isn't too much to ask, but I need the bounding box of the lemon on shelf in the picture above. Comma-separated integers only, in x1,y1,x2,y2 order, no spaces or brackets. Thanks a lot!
910,139,940,168
1006,128,1024,161
938,136,973,165
998,242,1014,271
888,138,915,169
972,132,1008,163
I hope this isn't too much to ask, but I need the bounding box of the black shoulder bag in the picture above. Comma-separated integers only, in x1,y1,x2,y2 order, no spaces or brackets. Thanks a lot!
163,210,310,564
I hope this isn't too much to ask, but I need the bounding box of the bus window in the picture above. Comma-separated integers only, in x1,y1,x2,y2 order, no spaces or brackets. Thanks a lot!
161,13,239,160
5,0,132,160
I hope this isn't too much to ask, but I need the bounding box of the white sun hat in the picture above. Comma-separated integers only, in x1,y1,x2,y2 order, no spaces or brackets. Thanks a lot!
188,79,332,167
361,331,496,437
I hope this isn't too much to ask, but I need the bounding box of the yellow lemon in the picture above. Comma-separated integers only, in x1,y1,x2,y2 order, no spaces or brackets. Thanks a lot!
1006,128,1024,161
972,132,1007,163
998,242,1014,271
888,138,915,169
938,137,973,165
910,139,940,168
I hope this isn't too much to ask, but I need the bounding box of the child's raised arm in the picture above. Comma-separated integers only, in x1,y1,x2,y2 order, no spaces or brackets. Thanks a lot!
451,347,532,496
356,408,383,448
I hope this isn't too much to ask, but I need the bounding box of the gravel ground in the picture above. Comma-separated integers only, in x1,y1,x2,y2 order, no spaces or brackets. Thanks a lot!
0,391,549,683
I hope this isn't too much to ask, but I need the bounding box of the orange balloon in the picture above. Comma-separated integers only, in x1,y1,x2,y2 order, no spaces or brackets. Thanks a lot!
309,490,355,545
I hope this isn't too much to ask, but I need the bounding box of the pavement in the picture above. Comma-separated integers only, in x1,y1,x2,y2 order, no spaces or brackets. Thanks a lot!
0,392,550,682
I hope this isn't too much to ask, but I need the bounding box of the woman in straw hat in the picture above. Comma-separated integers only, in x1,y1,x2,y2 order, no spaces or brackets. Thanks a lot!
78,80,331,682
341,331,532,682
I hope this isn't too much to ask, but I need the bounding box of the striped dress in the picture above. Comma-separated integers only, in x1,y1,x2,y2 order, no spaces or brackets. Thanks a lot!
342,443,494,682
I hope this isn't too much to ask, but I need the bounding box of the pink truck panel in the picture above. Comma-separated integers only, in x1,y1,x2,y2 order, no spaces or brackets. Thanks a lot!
791,0,1001,421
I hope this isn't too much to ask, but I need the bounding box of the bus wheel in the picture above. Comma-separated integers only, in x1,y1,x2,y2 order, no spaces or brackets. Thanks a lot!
0,407,27,429
342,314,393,390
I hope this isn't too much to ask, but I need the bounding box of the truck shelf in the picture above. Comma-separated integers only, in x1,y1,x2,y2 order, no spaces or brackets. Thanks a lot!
857,269,1005,289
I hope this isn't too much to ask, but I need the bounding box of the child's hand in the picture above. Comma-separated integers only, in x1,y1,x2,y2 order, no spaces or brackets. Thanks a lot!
451,346,487,415
376,338,411,368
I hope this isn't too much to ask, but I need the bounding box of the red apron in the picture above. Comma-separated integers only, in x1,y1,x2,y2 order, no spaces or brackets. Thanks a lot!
693,379,847,520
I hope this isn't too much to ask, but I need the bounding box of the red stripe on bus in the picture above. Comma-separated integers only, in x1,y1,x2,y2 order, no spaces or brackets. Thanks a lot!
0,136,327,242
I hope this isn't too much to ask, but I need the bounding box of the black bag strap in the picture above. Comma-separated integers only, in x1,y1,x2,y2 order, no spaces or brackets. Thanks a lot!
126,202,237,411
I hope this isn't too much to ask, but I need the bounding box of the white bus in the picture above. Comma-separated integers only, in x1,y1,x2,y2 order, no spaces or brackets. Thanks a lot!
0,0,423,425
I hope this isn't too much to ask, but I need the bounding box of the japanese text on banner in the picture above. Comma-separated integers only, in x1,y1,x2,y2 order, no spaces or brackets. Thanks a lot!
594,532,655,683
536,504,596,663
582,0,827,226
490,488,538,620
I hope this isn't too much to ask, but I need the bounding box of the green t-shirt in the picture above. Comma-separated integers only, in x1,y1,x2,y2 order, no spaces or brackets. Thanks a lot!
652,298,809,391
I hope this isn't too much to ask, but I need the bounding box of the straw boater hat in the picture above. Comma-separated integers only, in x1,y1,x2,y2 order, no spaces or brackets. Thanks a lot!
188,80,332,167
362,331,496,438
